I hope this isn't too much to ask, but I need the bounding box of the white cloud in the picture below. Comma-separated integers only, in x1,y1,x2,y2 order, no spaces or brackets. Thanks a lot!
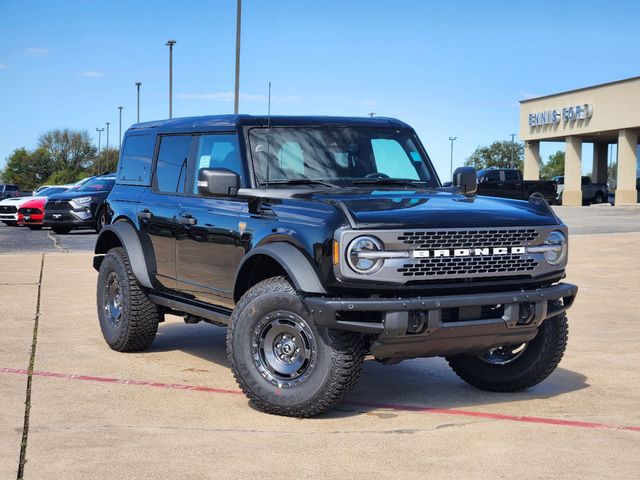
178,91,301,103
25,47,50,56
80,71,105,78
0,63,7,69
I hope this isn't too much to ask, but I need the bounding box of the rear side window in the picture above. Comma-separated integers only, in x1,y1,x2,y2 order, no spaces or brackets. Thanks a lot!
155,136,192,193
504,170,519,181
118,134,155,185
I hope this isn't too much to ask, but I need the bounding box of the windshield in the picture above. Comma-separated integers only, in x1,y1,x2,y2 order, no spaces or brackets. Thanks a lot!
38,187,68,197
248,127,438,188
77,177,115,192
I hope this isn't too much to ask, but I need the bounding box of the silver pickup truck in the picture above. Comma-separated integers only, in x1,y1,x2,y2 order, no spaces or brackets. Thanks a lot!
552,175,608,205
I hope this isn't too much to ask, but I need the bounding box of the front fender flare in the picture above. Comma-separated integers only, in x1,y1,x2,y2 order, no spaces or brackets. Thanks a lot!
94,222,154,288
235,243,327,298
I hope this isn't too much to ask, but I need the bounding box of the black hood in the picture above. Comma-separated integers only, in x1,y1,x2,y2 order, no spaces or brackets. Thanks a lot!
47,189,111,201
306,189,560,228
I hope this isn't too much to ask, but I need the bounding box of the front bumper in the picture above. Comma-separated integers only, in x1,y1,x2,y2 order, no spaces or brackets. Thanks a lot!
306,282,577,360
0,213,18,221
43,209,94,228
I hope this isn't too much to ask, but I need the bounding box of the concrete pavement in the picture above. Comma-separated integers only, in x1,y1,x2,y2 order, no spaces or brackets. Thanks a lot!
1,234,639,479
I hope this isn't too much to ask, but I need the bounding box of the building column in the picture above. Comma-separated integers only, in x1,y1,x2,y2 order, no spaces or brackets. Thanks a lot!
563,136,582,206
523,141,541,180
616,129,638,205
592,143,608,185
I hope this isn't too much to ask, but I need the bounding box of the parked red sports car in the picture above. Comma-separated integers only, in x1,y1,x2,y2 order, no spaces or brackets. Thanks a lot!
18,197,46,230
17,186,70,230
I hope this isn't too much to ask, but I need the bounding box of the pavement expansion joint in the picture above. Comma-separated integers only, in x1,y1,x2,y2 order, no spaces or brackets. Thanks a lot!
16,253,45,480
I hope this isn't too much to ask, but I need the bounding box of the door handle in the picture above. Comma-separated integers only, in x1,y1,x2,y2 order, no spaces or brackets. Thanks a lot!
178,213,197,226
137,209,153,220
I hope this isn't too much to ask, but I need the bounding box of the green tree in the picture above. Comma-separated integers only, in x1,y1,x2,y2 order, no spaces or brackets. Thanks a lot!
540,151,564,179
89,147,119,176
465,141,524,171
1,147,55,190
38,128,96,182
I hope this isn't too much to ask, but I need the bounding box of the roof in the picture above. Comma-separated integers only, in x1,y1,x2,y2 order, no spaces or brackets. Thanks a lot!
128,114,412,133
519,75,640,103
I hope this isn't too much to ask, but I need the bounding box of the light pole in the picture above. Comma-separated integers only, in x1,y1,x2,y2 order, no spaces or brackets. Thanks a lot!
368,112,375,117
166,40,176,118
135,82,142,123
449,136,457,180
510,133,517,168
105,122,110,172
118,106,123,151
96,128,104,173
234,0,242,114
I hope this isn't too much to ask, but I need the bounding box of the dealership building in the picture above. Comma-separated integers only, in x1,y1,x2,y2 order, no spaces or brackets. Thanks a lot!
520,76,639,205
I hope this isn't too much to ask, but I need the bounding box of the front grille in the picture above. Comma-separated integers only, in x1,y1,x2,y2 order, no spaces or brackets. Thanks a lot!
19,207,42,215
45,201,73,212
399,254,537,277
397,228,539,249
0,205,17,213
395,228,540,278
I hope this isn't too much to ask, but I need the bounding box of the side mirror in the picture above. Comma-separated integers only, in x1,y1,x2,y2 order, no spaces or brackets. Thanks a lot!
197,168,239,197
442,181,453,187
453,167,477,195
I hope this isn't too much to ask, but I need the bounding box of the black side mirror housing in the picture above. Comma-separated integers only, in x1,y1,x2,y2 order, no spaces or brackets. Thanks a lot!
453,167,477,195
197,168,240,197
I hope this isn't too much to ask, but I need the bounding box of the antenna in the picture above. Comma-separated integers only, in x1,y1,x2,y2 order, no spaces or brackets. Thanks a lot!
265,81,272,190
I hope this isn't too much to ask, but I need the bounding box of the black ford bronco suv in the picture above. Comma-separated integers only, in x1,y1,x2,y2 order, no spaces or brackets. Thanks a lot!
93,115,577,417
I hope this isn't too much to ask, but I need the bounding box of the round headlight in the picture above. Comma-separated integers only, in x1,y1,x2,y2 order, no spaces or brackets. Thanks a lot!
543,230,567,265
346,236,384,274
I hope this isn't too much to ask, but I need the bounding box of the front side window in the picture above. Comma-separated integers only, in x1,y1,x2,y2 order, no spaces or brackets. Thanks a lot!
248,127,437,187
155,136,192,193
193,134,240,193
480,170,500,182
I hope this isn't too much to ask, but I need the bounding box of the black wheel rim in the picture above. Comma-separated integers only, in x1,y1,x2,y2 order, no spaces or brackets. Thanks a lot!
478,343,528,365
104,272,123,327
251,311,317,388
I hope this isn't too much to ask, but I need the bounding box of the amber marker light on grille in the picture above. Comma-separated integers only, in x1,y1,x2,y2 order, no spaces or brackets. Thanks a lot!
333,240,340,265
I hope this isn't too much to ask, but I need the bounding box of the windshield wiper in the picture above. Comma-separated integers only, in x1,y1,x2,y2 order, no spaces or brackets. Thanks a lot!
352,178,423,187
259,179,337,189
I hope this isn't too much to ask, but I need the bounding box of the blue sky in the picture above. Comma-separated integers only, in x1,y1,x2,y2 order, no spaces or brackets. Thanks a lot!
1,0,639,178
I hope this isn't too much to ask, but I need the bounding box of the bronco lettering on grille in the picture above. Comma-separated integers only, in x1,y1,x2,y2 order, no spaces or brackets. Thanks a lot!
413,246,526,258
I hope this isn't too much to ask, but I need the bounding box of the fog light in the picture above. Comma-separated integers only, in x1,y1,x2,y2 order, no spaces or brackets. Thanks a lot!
518,303,536,325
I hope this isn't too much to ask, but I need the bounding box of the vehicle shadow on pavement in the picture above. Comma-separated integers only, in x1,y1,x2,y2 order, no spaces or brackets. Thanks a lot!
149,321,589,417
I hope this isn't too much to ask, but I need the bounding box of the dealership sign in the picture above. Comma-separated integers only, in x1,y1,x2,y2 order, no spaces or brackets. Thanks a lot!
529,104,593,127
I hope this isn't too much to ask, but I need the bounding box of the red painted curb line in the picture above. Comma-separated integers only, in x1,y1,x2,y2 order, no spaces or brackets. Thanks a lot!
2,366,638,432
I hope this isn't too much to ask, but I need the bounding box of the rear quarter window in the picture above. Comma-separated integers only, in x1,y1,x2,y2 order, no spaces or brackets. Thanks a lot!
117,134,156,186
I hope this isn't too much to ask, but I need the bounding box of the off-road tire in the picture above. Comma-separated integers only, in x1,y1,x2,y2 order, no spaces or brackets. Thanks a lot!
28,225,43,230
52,226,71,235
97,247,160,352
227,276,368,417
594,192,604,204
446,310,568,392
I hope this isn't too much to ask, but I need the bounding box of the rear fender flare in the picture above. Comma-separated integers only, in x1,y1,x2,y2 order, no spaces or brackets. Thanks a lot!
94,222,155,288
